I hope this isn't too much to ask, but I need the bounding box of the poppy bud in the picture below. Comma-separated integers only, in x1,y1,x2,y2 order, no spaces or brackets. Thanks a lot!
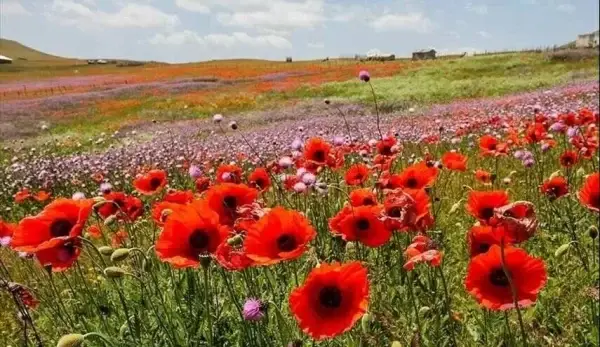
226,235,243,246
104,266,126,278
98,246,114,256
110,248,130,262
345,241,356,254
391,341,403,347
287,340,303,347
324,99,330,105
56,333,85,347
229,121,238,130
142,259,152,271
589,225,598,239
361,312,372,334
103,215,117,226
200,255,211,268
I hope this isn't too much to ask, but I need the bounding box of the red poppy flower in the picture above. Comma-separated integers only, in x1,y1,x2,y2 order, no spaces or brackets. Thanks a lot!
349,189,378,207
163,190,194,204
216,164,243,183
403,235,442,271
111,230,129,248
195,177,211,193
205,183,259,226
11,199,93,253
475,169,493,184
304,137,331,165
525,123,547,144
345,164,370,186
133,169,167,195
289,262,369,340
91,172,104,183
559,150,578,168
467,225,505,257
155,201,230,268
35,238,81,272
244,207,316,265
330,205,391,247
479,135,508,157
86,224,103,239
3,283,39,309
383,189,433,232
0,220,16,247
441,152,467,172
152,201,188,226
123,196,144,221
97,192,128,219
466,190,510,224
215,242,254,271
34,190,51,202
248,168,272,191
14,188,31,203
465,245,547,311
491,202,538,243
283,175,300,191
578,173,600,213
540,176,569,200
376,136,397,156
395,162,438,190
326,148,345,169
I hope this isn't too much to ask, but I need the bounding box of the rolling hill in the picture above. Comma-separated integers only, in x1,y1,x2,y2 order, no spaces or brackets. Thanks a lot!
0,38,78,62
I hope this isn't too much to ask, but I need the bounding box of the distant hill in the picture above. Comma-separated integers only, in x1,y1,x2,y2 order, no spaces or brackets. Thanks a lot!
0,38,78,62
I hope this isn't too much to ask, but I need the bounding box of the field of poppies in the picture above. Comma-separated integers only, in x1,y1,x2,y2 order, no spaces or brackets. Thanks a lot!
1,58,599,347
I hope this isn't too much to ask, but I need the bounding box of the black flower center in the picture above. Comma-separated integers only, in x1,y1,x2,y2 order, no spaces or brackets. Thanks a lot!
50,219,73,237
149,177,162,190
255,178,265,189
319,286,342,309
189,229,210,250
223,196,237,209
480,207,495,220
477,243,490,254
489,268,510,287
363,198,375,206
276,234,297,252
406,177,418,188
388,207,402,218
313,150,326,162
489,143,497,150
380,146,392,155
356,218,370,231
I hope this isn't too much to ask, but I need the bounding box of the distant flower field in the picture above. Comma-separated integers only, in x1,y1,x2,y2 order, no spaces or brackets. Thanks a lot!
0,66,598,347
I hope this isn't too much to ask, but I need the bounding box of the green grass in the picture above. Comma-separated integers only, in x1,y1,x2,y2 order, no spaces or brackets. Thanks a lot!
273,53,599,110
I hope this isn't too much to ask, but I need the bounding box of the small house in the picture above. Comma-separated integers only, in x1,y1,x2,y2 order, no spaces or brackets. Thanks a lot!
412,49,436,60
575,30,600,48
0,54,13,64
285,57,293,63
97,59,108,64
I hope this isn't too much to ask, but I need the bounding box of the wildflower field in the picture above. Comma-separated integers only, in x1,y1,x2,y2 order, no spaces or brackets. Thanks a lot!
0,52,599,347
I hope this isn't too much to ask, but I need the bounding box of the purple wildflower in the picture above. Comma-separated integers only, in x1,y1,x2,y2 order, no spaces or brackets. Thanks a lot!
188,165,202,179
243,298,265,321
359,70,370,82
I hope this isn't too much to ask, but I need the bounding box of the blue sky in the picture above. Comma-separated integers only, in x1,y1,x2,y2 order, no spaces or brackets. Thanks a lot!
0,0,598,63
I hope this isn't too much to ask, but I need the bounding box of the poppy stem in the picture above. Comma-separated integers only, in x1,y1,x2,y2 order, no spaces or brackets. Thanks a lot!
367,81,383,140
438,266,458,347
499,239,528,347
203,265,214,347
407,272,421,335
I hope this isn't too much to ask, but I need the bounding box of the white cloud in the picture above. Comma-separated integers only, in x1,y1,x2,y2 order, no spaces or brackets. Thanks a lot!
174,0,210,14
149,30,204,45
148,31,292,49
556,4,575,13
478,30,491,38
216,1,324,29
465,3,488,15
50,1,180,29
0,1,30,15
308,42,324,48
370,13,433,33
448,31,461,39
